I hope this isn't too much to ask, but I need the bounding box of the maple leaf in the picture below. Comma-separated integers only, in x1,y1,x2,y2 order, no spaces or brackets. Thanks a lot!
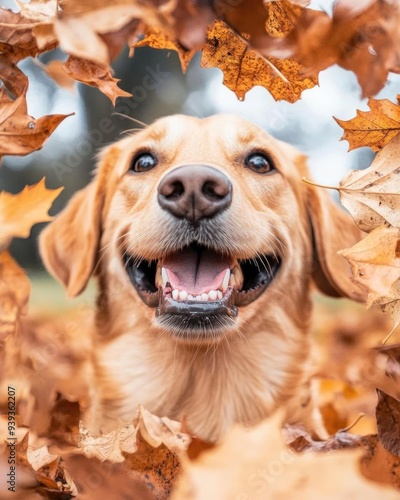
335,95,400,152
0,88,72,156
63,56,131,105
339,226,400,330
201,20,317,102
0,251,30,341
0,178,63,249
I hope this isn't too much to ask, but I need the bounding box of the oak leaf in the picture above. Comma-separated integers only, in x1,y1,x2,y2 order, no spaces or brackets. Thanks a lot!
0,178,63,249
335,95,400,152
63,56,131,105
0,251,30,341
201,20,317,102
0,88,72,156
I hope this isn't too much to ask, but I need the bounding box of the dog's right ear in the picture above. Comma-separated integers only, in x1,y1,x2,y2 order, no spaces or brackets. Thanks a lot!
39,181,103,298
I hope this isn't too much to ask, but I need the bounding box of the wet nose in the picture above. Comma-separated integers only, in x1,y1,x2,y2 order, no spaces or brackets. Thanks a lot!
157,164,232,225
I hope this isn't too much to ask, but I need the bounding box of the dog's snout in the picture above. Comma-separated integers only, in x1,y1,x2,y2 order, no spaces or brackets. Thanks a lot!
158,165,232,225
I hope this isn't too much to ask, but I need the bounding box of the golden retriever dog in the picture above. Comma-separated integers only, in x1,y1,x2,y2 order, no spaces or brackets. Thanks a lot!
39,114,365,441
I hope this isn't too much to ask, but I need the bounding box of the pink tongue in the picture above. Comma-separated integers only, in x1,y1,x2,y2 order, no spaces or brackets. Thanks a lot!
163,247,231,295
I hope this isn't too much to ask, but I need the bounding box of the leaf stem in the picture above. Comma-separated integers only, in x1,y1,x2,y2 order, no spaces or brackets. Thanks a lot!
302,177,340,191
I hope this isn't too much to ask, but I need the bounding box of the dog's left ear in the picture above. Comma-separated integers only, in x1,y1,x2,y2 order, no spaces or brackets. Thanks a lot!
306,184,367,302
39,181,103,298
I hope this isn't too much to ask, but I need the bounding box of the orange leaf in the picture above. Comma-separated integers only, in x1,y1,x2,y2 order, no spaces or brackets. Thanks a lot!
63,56,131,105
0,88,73,156
0,251,30,341
201,20,316,102
335,96,400,152
133,28,196,73
0,178,63,249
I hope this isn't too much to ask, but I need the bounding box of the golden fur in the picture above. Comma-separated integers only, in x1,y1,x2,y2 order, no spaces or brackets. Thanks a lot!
39,114,364,441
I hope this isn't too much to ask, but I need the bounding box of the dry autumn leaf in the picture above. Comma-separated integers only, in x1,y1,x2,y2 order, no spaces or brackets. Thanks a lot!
303,130,400,233
63,56,131,105
201,20,317,102
0,178,63,250
260,0,400,98
172,412,398,500
335,95,400,152
41,59,76,92
376,389,400,458
17,432,78,496
133,28,196,73
339,225,400,330
0,88,72,156
0,251,30,341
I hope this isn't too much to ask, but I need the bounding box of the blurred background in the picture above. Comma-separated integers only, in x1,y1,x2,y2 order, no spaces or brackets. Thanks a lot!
1,0,400,280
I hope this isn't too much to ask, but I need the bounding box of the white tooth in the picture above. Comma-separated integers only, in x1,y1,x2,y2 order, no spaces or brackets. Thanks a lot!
201,293,209,301
217,291,223,300
188,294,195,301
172,289,179,300
155,266,161,287
161,267,169,287
221,269,230,293
196,295,202,301
229,273,236,288
209,290,217,301
179,290,188,301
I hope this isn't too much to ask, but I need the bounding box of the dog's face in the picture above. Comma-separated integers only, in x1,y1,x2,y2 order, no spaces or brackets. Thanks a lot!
40,114,364,344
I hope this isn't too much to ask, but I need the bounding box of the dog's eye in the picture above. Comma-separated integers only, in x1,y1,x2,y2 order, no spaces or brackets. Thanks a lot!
131,153,158,172
244,153,274,174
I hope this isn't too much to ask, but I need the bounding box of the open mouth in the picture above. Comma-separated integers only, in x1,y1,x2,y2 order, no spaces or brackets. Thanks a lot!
124,243,281,339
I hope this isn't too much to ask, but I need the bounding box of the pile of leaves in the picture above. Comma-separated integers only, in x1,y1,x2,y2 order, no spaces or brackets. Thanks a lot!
1,0,400,498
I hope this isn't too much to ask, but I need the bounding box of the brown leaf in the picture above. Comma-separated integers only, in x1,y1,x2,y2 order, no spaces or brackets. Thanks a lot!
360,436,400,490
201,20,317,102
0,8,57,63
173,412,398,499
334,133,400,232
263,0,400,98
0,88,73,156
42,60,76,92
133,28,196,73
0,251,30,341
376,390,400,457
63,56,131,105
0,178,63,249
340,225,400,297
340,226,400,329
335,95,400,152
63,454,154,500
170,0,216,52
17,433,78,496
55,3,170,65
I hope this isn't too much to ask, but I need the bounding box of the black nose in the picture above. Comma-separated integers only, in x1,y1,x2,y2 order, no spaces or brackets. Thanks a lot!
158,164,232,225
